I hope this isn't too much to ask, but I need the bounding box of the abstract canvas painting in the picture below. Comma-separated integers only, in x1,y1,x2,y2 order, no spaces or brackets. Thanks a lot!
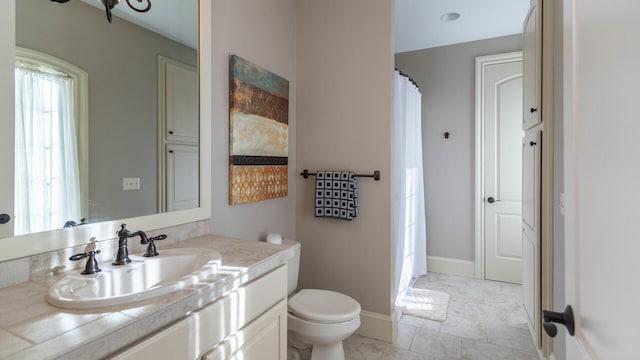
229,55,289,205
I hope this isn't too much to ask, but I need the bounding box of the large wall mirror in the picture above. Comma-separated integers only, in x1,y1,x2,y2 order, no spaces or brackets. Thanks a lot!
0,0,212,262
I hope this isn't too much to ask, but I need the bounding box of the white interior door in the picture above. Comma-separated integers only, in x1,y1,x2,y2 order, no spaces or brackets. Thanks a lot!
562,1,640,358
163,58,199,143
481,55,524,284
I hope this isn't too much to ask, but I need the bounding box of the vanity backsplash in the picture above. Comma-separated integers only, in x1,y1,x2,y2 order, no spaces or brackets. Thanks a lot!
0,220,210,289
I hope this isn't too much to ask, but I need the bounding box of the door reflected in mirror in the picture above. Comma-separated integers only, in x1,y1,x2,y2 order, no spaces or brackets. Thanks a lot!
10,0,199,237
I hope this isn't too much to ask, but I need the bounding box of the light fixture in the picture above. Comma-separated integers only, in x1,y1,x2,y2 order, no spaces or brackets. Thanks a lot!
440,12,460,22
50,0,152,23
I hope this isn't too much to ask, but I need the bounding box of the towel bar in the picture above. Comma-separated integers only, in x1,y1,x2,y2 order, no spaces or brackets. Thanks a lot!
300,169,380,181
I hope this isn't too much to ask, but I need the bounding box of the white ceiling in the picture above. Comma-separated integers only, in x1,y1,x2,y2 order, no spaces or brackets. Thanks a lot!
79,1,529,55
80,0,198,49
394,0,530,53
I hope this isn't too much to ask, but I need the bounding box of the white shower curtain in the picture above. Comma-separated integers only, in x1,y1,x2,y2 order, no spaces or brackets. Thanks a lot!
392,70,427,310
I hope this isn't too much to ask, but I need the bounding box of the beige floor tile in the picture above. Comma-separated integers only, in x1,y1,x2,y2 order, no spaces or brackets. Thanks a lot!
344,274,537,360
460,338,515,360
399,314,442,332
394,324,417,350
486,320,537,354
439,313,487,341
344,334,436,360
513,349,541,360
410,327,461,358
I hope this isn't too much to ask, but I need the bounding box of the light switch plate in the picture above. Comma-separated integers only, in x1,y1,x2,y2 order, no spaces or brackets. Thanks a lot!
123,178,140,190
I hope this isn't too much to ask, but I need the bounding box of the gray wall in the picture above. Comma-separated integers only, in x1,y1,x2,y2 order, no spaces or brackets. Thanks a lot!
16,0,197,223
209,0,297,241
296,0,394,316
395,35,522,261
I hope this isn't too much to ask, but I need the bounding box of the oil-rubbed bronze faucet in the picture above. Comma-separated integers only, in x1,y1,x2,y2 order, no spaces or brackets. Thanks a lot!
142,234,168,257
70,250,102,275
63,217,87,228
112,224,149,265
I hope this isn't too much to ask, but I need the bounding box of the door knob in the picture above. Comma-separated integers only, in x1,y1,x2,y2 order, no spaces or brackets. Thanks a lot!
543,305,575,338
0,214,10,224
487,197,501,204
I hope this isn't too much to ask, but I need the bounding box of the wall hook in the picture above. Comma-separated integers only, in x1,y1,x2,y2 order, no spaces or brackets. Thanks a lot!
444,132,450,139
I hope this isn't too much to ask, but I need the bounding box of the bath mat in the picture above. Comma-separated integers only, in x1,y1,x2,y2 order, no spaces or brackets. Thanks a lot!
402,288,450,322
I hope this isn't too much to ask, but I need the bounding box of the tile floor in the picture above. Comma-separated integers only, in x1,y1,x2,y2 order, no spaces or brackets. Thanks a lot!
342,273,540,360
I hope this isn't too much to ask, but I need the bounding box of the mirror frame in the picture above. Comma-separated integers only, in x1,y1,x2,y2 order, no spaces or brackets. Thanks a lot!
0,1,211,262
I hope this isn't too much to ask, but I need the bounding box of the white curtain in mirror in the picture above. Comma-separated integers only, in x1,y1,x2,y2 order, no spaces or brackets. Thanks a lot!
14,63,81,235
392,70,427,309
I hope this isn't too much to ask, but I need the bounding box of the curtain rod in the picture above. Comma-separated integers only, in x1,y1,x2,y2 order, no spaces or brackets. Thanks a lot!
395,68,420,91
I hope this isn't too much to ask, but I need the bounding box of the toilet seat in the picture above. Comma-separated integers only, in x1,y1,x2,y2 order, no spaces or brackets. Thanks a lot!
288,289,361,323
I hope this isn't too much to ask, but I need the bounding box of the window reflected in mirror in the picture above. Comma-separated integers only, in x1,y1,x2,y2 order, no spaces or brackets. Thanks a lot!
14,48,88,235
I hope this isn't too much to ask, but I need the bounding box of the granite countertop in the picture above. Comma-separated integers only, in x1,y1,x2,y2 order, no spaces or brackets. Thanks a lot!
0,235,298,360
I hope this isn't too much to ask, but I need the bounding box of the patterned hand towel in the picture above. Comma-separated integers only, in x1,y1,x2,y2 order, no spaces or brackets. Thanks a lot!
314,171,359,220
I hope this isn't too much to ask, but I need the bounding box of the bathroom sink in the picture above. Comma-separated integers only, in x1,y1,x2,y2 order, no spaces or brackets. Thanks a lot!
46,248,222,309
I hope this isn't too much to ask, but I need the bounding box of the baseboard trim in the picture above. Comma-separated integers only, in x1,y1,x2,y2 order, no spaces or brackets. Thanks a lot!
356,310,397,343
427,256,476,278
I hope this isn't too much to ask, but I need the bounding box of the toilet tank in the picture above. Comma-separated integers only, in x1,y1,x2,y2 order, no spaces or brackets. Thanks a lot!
287,241,300,296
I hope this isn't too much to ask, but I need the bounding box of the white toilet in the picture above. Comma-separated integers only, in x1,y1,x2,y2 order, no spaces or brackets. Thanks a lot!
286,242,361,360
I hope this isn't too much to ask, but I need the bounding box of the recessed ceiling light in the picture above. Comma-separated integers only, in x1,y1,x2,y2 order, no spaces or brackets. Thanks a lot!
440,12,460,22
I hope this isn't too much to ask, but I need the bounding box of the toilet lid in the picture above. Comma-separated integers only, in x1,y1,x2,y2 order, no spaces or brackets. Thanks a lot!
288,289,361,323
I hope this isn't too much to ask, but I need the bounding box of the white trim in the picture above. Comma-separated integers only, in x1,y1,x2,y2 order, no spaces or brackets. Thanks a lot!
157,56,168,213
427,256,476,278
561,0,591,358
540,0,555,355
0,1,14,239
355,310,397,344
474,51,523,281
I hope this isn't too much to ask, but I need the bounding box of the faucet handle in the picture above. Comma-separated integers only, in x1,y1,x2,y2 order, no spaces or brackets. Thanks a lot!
142,235,167,257
117,223,129,236
70,250,102,275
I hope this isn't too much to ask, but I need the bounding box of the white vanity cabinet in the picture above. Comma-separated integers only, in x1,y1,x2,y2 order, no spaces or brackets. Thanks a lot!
202,300,287,360
109,265,287,360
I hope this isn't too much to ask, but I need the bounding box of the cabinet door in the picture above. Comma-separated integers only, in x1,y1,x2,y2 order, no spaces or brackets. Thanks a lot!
202,300,287,360
522,0,541,130
521,129,540,347
521,131,540,231
108,315,198,360
522,224,537,328
166,143,199,211
109,296,232,360
108,266,287,360
160,57,198,143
